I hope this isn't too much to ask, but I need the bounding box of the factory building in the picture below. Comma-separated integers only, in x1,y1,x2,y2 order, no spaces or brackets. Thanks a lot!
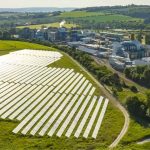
100,32,123,42
121,40,146,59
109,55,134,70
20,27,36,39
36,28,48,41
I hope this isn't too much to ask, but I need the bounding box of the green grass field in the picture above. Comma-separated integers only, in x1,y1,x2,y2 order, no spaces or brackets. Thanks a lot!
17,22,77,29
80,14,142,23
58,11,106,18
16,11,143,30
115,117,150,150
58,11,142,23
0,40,124,150
104,71,150,149
116,88,150,150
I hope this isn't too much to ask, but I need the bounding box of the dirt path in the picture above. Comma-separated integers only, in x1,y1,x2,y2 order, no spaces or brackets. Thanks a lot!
93,56,146,92
137,138,150,145
66,53,130,148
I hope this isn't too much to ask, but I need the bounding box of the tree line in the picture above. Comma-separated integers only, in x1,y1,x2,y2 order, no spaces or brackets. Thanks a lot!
124,65,150,88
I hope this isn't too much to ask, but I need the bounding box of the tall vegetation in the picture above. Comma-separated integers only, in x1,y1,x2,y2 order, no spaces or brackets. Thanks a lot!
124,65,150,122
126,94,150,123
124,66,150,87
126,96,147,118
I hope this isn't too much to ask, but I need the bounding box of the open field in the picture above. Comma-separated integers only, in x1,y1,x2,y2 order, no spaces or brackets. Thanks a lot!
80,14,142,23
113,85,150,150
58,11,106,18
116,88,150,149
17,22,78,29
58,11,143,23
0,41,56,54
0,40,124,150
16,11,143,30
116,119,150,150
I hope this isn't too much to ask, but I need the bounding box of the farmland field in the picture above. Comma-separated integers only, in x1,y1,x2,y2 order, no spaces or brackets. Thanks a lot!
17,22,78,29
80,14,142,23
0,40,124,150
58,11,106,18
16,11,143,30
58,11,143,23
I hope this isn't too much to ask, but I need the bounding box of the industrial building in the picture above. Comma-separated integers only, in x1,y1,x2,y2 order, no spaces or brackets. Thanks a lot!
100,32,123,42
121,40,146,59
109,55,134,70
112,40,147,59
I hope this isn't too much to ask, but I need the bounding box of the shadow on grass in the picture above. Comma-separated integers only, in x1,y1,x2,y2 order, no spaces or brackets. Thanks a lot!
137,135,150,142
0,118,19,123
130,114,150,128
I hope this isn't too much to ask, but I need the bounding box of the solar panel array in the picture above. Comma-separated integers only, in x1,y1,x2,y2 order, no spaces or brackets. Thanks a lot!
0,49,109,139
0,49,62,67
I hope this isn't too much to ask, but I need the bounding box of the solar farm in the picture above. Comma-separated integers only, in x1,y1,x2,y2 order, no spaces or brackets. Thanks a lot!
0,49,109,139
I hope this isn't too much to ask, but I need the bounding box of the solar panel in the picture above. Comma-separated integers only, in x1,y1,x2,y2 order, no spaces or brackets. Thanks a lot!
83,96,103,138
92,99,109,139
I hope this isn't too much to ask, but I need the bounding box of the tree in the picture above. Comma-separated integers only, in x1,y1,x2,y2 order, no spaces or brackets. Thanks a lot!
146,91,150,116
112,87,118,97
122,81,129,88
2,31,11,39
126,96,147,118
144,68,150,87
124,67,131,78
130,86,138,93
0,31,3,38
111,73,122,91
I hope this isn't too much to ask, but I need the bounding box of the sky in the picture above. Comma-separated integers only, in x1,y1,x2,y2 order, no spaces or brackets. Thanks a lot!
0,0,149,8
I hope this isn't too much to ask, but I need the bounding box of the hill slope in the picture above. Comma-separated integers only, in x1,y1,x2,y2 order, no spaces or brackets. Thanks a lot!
0,40,124,150
75,5,150,19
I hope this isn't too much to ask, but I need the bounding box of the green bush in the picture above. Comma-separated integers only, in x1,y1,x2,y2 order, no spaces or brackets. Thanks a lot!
126,96,148,118
130,86,138,93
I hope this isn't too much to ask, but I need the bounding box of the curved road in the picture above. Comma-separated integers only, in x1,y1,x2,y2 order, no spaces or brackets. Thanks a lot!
137,138,150,145
93,56,146,92
66,53,130,148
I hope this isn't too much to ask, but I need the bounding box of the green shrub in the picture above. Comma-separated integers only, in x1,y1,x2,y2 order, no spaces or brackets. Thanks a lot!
130,86,138,93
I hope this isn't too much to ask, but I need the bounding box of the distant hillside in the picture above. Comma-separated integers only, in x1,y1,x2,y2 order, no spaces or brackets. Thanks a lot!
74,5,150,19
0,7,75,13
56,10,143,29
